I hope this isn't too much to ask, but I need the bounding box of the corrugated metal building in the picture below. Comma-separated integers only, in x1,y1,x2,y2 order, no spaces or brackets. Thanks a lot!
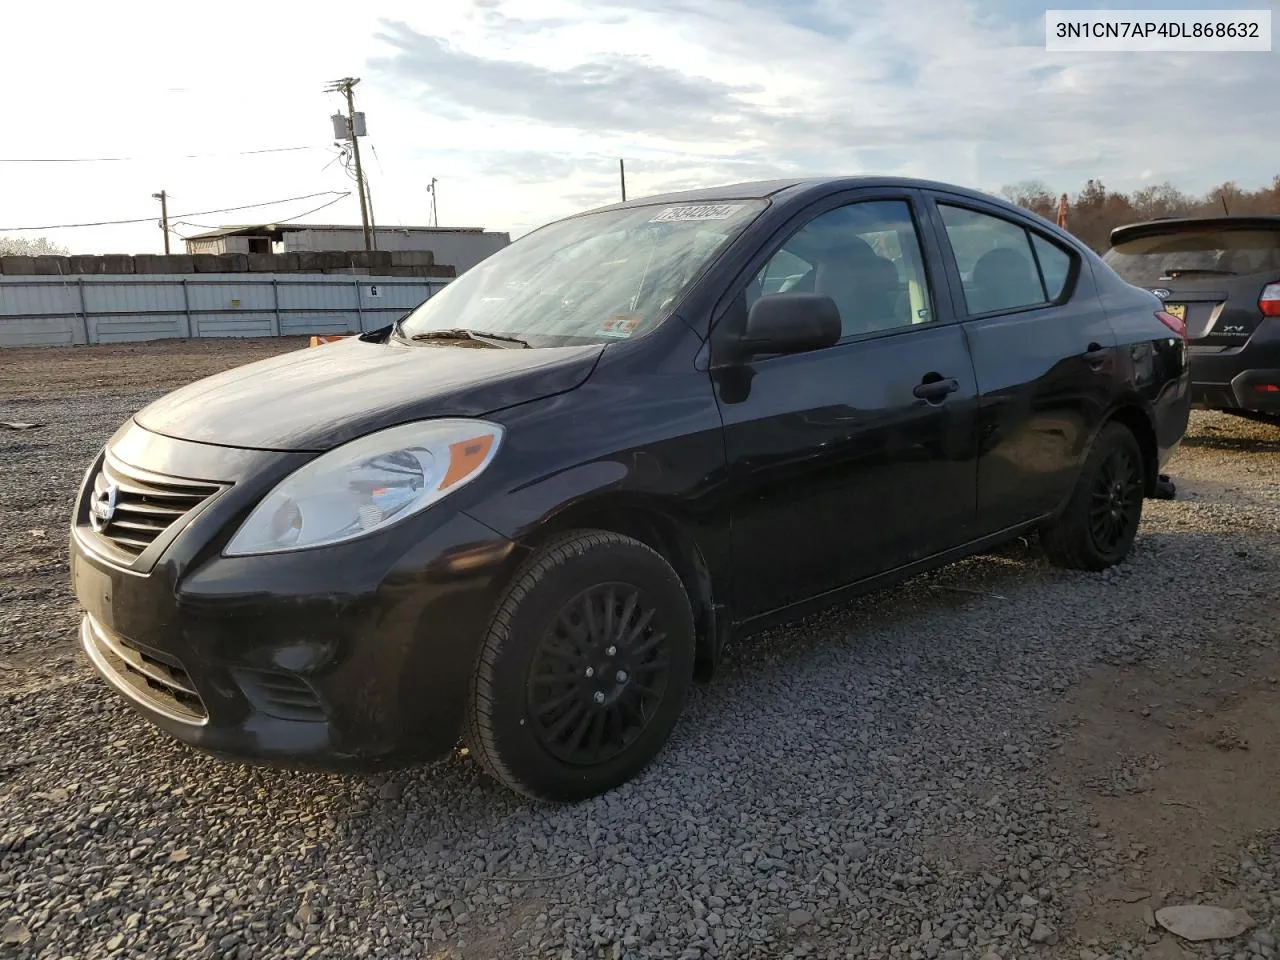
0,273,447,347
185,224,510,275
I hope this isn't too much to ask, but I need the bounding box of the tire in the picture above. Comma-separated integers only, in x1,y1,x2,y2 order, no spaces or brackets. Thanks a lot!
1041,422,1146,571
464,530,695,802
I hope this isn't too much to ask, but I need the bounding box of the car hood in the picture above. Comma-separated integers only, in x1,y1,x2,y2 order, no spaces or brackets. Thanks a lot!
133,335,604,451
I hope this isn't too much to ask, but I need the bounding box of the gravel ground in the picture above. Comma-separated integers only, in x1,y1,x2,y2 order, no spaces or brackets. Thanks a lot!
2,340,1279,960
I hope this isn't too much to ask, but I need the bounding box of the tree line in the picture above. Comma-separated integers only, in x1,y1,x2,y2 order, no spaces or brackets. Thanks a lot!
8,175,1280,260
1002,176,1280,252
0,236,70,257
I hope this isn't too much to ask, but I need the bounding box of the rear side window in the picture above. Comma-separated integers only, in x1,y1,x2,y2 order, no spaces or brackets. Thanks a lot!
1103,228,1280,284
1032,234,1072,299
939,204,1075,315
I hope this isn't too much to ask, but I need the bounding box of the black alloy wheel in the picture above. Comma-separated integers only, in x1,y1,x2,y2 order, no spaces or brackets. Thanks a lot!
527,584,671,766
464,530,694,801
1041,421,1147,571
1087,444,1143,556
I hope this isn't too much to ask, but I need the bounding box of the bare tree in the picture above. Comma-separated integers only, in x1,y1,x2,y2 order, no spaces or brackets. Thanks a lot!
1001,180,1057,220
0,236,70,257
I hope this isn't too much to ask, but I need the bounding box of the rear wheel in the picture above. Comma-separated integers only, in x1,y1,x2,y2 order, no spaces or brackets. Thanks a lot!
1041,422,1146,571
464,531,694,801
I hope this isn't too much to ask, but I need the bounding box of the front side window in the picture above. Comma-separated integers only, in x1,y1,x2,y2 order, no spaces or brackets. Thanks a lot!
939,204,1075,315
747,199,935,337
399,200,767,347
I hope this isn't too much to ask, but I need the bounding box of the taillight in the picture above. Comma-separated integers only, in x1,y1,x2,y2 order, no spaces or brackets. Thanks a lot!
1259,282,1280,318
1155,310,1188,343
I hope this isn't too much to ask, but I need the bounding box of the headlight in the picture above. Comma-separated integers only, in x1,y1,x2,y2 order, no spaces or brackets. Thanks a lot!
224,419,503,556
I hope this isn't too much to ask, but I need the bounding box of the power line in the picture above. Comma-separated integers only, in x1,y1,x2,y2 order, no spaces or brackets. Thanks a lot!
167,193,350,239
268,193,352,225
0,191,350,232
0,145,324,163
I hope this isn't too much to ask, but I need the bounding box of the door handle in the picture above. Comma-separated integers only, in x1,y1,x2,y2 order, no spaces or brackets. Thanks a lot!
913,377,960,402
1083,343,1109,369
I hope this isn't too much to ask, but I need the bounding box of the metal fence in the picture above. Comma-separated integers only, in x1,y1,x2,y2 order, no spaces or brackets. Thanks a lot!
0,274,451,348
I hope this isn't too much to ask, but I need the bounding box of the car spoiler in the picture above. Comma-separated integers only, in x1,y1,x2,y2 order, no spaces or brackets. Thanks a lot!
1110,215,1280,248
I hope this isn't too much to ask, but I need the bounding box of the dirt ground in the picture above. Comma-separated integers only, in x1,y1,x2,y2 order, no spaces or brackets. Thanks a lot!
1,337,1278,958
0,337,309,401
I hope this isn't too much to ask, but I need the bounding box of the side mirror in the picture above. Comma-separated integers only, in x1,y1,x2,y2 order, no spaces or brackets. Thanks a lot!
738,293,841,359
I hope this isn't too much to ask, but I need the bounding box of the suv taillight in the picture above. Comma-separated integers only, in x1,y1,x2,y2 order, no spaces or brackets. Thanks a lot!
1155,310,1188,343
1259,283,1280,317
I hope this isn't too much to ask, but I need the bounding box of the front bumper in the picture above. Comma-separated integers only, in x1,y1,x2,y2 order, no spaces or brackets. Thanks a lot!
71,422,527,772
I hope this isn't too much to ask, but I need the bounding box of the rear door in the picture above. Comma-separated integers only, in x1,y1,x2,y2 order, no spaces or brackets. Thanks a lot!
920,193,1118,533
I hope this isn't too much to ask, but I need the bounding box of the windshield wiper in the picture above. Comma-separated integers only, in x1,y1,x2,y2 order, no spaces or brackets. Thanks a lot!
409,328,530,349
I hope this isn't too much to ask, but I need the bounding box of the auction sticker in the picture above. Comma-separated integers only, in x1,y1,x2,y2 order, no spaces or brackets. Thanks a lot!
596,314,642,338
649,204,744,223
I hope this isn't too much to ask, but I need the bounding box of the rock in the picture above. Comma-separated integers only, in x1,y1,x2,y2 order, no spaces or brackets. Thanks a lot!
1118,889,1152,903
168,847,191,863
2,920,31,946
379,781,404,801
1156,906,1254,942
1021,895,1040,908
1030,921,1057,944
788,909,813,927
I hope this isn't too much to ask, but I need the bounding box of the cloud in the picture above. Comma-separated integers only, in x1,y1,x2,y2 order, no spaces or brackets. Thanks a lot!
372,20,766,140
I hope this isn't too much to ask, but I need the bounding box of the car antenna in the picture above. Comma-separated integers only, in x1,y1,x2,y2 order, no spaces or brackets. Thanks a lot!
1220,192,1230,215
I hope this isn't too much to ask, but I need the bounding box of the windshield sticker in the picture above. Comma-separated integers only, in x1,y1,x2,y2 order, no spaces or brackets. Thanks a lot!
649,204,744,223
596,314,642,339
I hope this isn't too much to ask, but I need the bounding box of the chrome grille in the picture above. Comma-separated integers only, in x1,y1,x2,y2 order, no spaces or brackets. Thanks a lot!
82,615,207,723
88,456,220,559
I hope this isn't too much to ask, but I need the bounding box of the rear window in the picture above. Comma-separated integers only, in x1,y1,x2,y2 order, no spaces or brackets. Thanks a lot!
1104,228,1280,284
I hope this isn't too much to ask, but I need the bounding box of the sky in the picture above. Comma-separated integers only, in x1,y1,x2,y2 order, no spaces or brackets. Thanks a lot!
5,0,1279,254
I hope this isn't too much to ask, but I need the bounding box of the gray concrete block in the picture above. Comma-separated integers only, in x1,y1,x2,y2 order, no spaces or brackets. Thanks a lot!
389,250,435,267
192,254,224,272
33,256,72,275
0,256,36,275
134,254,194,274
295,252,325,273
100,255,135,274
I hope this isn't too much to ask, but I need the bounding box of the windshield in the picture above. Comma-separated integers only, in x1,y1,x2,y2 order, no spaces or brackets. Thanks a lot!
1104,227,1280,284
399,200,768,347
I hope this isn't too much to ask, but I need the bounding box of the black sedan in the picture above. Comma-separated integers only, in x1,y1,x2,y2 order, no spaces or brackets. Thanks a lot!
1104,215,1280,421
71,177,1191,801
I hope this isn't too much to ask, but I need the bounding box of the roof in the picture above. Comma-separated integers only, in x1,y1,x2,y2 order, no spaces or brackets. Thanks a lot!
583,175,1018,215
185,223,492,241
1111,215,1280,246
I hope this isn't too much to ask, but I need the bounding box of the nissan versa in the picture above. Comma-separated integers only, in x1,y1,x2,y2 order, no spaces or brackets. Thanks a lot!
71,177,1191,801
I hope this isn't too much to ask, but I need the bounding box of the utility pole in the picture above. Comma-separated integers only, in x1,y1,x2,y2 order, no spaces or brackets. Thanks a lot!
326,77,372,251
428,178,438,227
152,190,170,254
619,159,627,201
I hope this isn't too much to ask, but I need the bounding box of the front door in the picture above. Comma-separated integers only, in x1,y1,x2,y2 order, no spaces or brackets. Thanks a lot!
710,193,981,619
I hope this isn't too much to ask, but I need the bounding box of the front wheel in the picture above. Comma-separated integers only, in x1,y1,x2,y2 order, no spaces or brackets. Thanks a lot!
1041,422,1146,571
464,531,695,801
